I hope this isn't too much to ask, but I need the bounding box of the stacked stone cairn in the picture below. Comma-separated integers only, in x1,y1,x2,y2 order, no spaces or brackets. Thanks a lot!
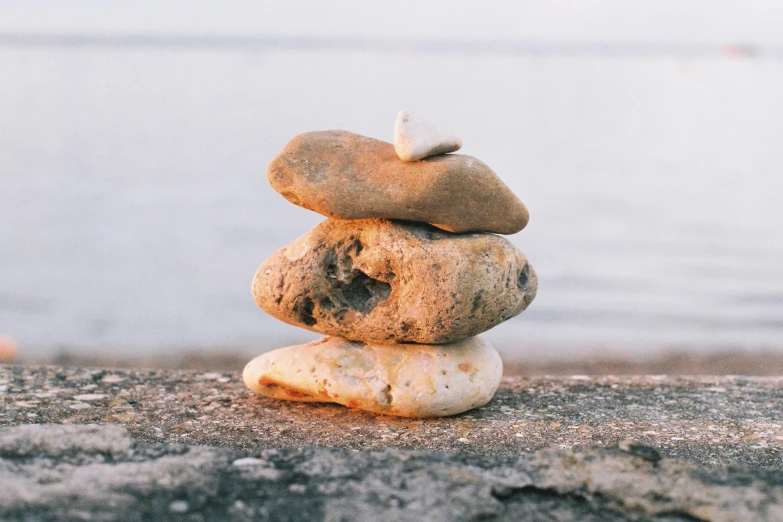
243,111,537,418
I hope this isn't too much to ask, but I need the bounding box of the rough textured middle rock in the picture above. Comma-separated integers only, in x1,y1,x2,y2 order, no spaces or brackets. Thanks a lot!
243,336,502,417
267,130,529,234
252,218,537,344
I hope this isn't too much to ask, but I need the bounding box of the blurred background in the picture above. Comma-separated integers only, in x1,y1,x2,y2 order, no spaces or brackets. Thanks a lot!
1,1,782,373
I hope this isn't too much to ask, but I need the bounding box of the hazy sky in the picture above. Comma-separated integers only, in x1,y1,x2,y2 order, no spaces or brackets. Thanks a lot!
1,0,781,46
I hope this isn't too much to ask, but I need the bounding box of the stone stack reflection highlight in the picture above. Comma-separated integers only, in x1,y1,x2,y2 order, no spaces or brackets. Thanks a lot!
244,111,537,417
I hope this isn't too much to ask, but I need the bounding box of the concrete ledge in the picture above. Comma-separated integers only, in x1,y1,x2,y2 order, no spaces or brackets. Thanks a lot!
2,365,781,468
1,365,782,520
0,423,781,521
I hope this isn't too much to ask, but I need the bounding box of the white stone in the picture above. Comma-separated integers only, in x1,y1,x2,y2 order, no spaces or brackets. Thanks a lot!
169,500,189,513
232,457,266,467
72,394,108,401
393,110,462,161
243,336,502,418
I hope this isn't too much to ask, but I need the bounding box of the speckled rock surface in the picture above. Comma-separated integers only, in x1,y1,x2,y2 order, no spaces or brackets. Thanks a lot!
267,130,529,234
252,219,537,344
1,423,781,521
394,110,462,161
243,336,502,417
2,366,782,471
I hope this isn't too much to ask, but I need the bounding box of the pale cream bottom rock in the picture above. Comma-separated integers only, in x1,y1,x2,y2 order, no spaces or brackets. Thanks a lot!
243,336,502,418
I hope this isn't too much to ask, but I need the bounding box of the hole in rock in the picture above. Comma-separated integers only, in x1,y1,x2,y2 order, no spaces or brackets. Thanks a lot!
350,238,363,255
518,265,530,287
381,385,393,406
335,270,392,314
470,292,483,313
323,249,341,279
293,297,317,326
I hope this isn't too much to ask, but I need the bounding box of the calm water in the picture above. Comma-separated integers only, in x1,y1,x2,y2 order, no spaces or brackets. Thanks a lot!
1,44,783,360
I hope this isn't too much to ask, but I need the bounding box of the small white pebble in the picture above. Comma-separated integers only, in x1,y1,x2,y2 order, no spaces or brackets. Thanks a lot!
393,110,462,161
288,484,307,494
169,500,189,513
232,457,265,467
69,402,92,410
73,393,108,401
101,374,125,384
457,437,470,443
199,372,222,380
514,433,525,438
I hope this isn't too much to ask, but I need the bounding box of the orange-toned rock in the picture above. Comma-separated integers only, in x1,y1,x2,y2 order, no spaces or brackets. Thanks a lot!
267,130,529,234
243,336,502,417
252,219,537,344
0,336,18,363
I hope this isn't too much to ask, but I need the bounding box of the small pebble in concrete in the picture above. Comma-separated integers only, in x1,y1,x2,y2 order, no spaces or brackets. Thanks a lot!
168,501,189,513
73,394,108,401
233,457,265,467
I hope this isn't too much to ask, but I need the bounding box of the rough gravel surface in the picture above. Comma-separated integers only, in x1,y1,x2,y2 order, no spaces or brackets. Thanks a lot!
1,424,781,521
2,365,782,520
2,365,781,469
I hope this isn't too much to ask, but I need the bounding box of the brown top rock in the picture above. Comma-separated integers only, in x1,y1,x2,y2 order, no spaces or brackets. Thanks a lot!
267,130,529,234
252,219,537,344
